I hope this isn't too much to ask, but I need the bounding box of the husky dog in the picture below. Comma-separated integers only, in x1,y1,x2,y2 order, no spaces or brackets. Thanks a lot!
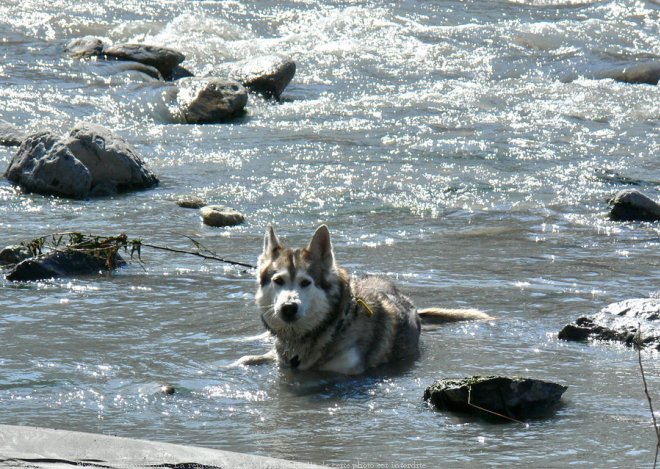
237,225,491,375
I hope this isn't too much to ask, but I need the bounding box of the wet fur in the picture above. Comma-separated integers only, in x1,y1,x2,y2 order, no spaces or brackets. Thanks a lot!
237,225,491,374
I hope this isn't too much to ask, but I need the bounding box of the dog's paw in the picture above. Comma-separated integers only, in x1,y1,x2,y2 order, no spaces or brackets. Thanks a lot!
229,350,277,367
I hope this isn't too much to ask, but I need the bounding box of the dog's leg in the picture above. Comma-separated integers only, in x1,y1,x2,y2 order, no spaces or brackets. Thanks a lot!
230,348,277,367
238,331,272,342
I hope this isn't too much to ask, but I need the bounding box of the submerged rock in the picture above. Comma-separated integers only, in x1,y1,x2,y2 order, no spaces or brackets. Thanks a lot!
65,36,105,58
103,43,185,80
423,376,567,421
3,125,158,199
176,195,207,209
200,205,245,227
232,56,296,100
598,62,660,85
0,245,31,265
559,298,660,350
6,250,126,282
609,189,660,222
0,121,26,147
177,78,248,124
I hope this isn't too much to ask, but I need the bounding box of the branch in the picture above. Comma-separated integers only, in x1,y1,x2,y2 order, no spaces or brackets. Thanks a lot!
635,324,660,469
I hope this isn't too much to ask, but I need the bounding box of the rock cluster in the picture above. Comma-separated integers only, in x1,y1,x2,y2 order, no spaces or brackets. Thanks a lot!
559,298,660,350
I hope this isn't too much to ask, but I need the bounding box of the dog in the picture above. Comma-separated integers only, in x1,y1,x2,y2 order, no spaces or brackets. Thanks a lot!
235,225,491,374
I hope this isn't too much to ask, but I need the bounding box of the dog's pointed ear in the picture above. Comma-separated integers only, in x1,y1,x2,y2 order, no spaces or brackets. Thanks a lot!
307,224,334,269
263,225,282,257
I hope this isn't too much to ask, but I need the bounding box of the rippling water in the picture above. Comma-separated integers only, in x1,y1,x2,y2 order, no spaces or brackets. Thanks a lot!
1,0,659,467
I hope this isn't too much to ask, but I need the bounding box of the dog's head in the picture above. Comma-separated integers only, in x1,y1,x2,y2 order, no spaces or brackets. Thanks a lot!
256,225,342,337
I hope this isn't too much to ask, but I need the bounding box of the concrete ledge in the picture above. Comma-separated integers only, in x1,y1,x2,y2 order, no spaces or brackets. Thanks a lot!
0,425,327,468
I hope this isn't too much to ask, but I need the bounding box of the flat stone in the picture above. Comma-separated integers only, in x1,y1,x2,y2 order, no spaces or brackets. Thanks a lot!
559,298,660,350
103,43,186,80
609,189,660,222
177,78,248,124
424,376,567,421
176,195,207,209
0,424,327,468
200,205,245,227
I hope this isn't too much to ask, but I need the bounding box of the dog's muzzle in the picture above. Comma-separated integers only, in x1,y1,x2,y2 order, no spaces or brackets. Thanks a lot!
280,302,299,322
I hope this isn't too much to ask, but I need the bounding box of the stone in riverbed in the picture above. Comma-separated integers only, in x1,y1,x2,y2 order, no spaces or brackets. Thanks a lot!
0,245,31,265
559,298,660,350
103,43,186,80
176,195,207,209
231,56,296,100
598,62,660,85
65,36,105,58
4,125,158,199
200,205,245,227
609,189,660,222
5,250,126,282
177,78,248,124
423,376,567,421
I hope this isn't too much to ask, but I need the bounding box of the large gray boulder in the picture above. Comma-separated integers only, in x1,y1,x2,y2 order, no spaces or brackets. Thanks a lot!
609,189,660,222
231,55,296,100
424,376,567,421
63,123,159,195
103,43,186,80
559,298,660,350
5,131,92,198
177,78,248,124
4,125,158,199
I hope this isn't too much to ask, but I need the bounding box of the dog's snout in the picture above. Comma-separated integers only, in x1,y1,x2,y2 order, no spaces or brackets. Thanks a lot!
280,303,299,322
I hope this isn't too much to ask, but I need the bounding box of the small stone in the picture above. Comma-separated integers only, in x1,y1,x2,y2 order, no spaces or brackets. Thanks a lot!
177,78,248,124
66,36,105,58
200,205,245,227
233,55,296,100
176,196,207,209
160,385,176,395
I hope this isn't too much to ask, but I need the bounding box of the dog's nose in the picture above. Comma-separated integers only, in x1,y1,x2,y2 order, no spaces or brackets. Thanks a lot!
280,303,298,322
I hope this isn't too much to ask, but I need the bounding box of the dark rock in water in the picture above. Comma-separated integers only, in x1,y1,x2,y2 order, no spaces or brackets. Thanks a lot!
177,78,248,124
4,131,93,199
6,250,126,282
232,56,296,100
0,121,26,147
0,245,31,265
3,125,158,199
559,298,660,350
609,189,660,222
598,62,660,85
160,385,176,395
103,43,185,80
65,36,105,58
176,195,207,209
64,123,159,194
170,65,194,81
200,205,245,227
423,376,567,421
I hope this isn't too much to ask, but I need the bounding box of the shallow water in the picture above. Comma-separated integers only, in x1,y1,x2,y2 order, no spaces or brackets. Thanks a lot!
1,0,659,467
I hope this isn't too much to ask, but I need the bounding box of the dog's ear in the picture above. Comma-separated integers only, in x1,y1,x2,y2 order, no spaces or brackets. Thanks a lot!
263,225,282,257
307,224,334,269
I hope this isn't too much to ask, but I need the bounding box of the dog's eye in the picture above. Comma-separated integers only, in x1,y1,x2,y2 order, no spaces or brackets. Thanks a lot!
273,277,284,286
300,279,311,288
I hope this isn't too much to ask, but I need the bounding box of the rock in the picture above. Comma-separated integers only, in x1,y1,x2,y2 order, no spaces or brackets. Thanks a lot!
0,245,31,265
3,125,159,199
176,195,207,209
559,298,660,350
63,123,159,193
66,36,105,58
609,189,660,222
170,65,194,81
160,385,176,395
231,56,296,100
200,205,245,227
598,62,660,85
423,376,567,421
0,121,26,147
4,131,93,199
5,250,126,282
103,43,185,80
177,78,248,124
